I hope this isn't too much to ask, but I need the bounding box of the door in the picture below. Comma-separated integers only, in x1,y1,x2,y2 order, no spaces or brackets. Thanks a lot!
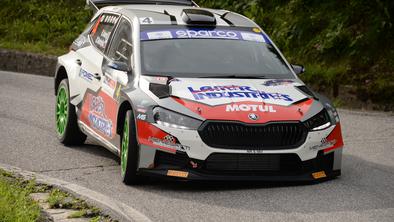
78,13,121,141
78,13,120,97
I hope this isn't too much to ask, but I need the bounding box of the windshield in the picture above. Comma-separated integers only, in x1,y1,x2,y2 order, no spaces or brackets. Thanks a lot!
140,27,294,79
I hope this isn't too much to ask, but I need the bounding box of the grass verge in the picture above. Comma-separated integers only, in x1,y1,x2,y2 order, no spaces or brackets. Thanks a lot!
48,188,113,221
0,169,41,222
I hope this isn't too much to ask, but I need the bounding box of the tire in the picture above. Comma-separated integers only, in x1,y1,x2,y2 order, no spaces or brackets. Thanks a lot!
55,79,86,146
120,110,142,185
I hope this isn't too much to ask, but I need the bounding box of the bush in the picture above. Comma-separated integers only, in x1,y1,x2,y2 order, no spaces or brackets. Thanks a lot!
0,0,91,55
0,0,393,109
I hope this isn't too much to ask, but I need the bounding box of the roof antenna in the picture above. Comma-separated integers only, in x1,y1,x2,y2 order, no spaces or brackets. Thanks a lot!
192,1,200,7
86,0,99,13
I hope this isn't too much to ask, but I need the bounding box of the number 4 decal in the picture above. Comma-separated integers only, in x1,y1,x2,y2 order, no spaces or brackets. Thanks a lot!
139,17,154,24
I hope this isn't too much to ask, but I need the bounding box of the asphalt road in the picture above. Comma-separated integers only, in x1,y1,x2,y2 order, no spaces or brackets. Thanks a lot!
1,71,393,222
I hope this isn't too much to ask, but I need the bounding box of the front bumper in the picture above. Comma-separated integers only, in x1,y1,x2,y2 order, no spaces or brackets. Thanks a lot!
138,150,342,182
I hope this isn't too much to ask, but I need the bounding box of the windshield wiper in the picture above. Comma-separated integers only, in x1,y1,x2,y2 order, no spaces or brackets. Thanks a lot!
200,75,267,79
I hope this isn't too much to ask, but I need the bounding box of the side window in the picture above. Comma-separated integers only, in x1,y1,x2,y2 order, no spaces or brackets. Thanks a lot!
83,16,99,35
90,14,119,53
107,18,133,67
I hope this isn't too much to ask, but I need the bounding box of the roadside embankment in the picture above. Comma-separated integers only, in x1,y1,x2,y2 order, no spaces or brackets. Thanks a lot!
0,48,56,77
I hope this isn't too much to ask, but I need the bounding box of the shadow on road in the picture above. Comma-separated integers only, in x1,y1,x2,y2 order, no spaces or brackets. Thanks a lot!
126,154,394,213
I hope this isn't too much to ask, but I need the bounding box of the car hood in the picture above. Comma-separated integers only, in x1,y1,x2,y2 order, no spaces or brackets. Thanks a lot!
169,78,315,123
170,78,307,106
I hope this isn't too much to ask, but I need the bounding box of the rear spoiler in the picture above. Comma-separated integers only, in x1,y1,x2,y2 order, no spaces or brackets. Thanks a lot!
86,0,197,12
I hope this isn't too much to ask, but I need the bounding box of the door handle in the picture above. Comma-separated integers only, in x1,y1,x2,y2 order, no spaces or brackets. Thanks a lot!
93,73,101,81
76,59,82,66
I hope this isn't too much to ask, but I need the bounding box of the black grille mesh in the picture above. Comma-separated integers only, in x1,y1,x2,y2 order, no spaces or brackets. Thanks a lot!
205,154,302,172
198,121,307,150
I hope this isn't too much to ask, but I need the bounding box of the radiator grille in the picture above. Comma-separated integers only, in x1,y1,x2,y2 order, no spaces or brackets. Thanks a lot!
198,121,307,150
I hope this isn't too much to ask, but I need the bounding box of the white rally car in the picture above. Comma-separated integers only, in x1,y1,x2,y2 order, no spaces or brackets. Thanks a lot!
54,0,344,184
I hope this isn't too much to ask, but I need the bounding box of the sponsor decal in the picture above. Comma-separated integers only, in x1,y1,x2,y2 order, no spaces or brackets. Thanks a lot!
246,150,264,154
187,85,293,101
137,107,147,113
175,30,239,39
226,104,277,113
252,27,262,33
137,114,147,121
163,135,176,144
79,69,94,82
147,31,172,40
263,80,295,87
240,32,265,42
310,138,337,151
102,75,117,97
141,28,270,43
104,75,116,89
148,136,190,151
73,36,87,48
88,96,113,137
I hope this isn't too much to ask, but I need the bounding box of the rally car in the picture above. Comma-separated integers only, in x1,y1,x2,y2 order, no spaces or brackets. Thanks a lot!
54,0,344,184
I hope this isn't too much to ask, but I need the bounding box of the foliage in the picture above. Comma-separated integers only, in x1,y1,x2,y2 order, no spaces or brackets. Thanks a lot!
0,0,91,55
197,0,394,108
0,169,41,222
0,0,393,108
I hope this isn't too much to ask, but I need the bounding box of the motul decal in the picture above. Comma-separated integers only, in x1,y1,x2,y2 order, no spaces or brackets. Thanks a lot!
226,104,277,113
174,98,313,124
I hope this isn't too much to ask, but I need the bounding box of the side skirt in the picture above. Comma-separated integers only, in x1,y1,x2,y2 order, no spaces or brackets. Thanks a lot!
78,120,120,157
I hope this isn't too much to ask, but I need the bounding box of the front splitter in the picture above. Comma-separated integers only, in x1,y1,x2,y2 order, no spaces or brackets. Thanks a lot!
138,168,341,182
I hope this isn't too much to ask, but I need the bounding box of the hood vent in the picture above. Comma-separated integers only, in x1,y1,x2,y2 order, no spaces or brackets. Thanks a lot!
181,9,216,25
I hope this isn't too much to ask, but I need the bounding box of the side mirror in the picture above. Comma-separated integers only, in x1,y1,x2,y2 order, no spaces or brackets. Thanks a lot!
291,64,305,75
105,61,130,86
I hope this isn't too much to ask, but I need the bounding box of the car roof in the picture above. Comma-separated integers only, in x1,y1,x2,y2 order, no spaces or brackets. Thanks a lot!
98,5,258,27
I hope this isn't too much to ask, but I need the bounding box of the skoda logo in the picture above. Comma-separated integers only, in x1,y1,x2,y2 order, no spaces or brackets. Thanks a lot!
248,113,259,121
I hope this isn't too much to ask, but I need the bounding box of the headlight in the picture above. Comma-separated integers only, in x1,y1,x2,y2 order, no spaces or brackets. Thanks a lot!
153,107,202,130
304,109,331,131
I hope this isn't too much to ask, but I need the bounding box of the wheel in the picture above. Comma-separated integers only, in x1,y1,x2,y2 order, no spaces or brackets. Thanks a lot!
120,110,142,185
56,79,86,146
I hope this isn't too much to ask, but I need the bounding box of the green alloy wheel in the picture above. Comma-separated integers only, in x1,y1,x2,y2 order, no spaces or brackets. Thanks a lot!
121,117,129,176
56,86,68,136
120,110,141,185
55,79,86,146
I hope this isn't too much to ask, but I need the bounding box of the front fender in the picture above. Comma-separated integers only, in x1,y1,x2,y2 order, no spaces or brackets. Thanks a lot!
55,51,82,98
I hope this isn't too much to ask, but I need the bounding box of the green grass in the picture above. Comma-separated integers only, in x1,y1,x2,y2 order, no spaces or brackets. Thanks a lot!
48,188,90,210
48,189,103,219
0,169,41,222
0,0,91,56
68,208,101,219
